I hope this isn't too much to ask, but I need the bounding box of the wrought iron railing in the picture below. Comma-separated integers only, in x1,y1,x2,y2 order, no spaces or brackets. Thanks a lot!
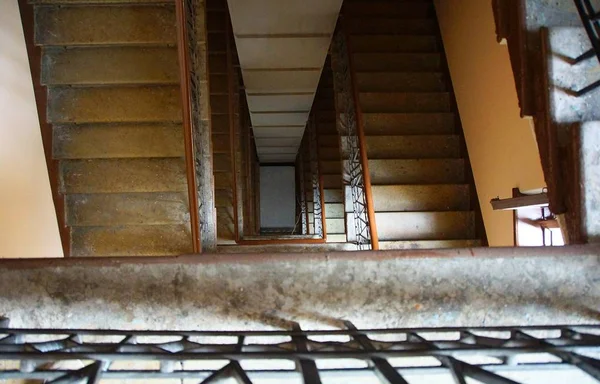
308,118,324,238
331,29,372,250
572,0,600,96
2,319,600,383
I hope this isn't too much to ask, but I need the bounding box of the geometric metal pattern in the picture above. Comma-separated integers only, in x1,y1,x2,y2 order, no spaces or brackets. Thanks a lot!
331,30,372,250
572,0,600,96
308,118,324,237
3,319,600,383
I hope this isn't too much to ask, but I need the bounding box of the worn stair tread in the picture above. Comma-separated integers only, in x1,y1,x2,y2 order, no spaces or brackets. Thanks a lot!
368,158,465,184
324,189,344,203
325,234,348,243
326,218,346,234
350,35,438,53
318,134,340,148
325,203,345,219
213,153,232,172
356,72,446,92
362,112,455,135
360,92,451,113
365,135,460,159
66,192,189,226
353,53,441,72
35,5,176,46
379,239,482,250
48,85,182,124
71,224,192,256
42,46,178,85
60,158,187,193
372,184,470,212
375,211,475,241
344,2,434,17
53,124,183,159
320,160,342,174
345,18,437,35
323,174,343,189
214,172,233,189
212,133,232,153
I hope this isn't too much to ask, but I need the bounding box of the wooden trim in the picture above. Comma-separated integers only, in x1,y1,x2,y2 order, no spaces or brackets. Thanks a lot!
175,0,201,253
225,12,241,243
18,0,71,256
341,17,379,250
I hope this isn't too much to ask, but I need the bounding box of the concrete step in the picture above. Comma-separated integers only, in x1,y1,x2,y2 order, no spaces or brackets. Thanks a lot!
379,239,482,250
71,224,192,256
326,218,345,234
345,18,437,35
53,124,183,159
362,113,455,135
60,158,187,193
344,2,434,17
356,72,445,92
66,192,189,226
368,159,465,184
35,5,176,46
41,46,178,85
350,35,438,53
320,160,342,174
324,189,344,203
48,86,182,124
360,92,451,113
371,184,470,212
325,203,345,219
353,53,441,72
375,211,475,241
365,135,460,159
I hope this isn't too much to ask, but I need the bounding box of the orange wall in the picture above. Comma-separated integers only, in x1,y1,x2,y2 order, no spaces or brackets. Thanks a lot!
434,0,546,246
0,0,63,257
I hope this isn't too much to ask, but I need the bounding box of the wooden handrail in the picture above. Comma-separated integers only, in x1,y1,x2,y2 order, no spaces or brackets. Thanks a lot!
175,0,201,253
340,17,380,250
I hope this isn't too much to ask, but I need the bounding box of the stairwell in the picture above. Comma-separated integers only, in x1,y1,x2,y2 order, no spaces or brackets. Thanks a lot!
343,0,486,249
31,0,193,256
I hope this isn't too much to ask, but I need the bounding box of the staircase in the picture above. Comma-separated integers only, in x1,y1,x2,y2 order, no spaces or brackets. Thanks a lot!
32,0,193,256
344,0,485,249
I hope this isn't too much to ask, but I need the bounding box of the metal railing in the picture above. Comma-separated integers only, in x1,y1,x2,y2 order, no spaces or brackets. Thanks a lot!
573,0,600,95
2,319,600,383
331,29,372,251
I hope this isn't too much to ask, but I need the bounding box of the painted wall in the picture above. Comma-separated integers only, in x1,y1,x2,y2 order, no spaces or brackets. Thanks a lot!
0,0,63,257
259,166,296,229
434,0,546,246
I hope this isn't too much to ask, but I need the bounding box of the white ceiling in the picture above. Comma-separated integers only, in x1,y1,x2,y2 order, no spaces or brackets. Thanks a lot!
227,0,343,163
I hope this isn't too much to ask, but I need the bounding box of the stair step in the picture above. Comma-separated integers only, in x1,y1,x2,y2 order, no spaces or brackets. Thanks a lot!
209,74,229,94
41,46,178,85
365,135,460,159
350,35,438,53
353,53,441,72
375,211,475,241
213,153,232,172
60,158,187,193
318,134,339,148
326,218,345,234
379,239,482,250
48,86,181,124
320,160,342,174
344,18,437,35
326,234,348,243
212,133,231,153
356,72,445,92
368,159,465,184
66,192,189,226
211,115,230,133
35,5,177,46
217,207,236,243
371,184,470,212
32,0,173,4
71,224,192,256
53,124,183,159
363,113,455,135
323,174,342,189
324,189,344,203
319,148,341,160
360,92,451,113
325,203,345,219
344,2,434,17
215,190,233,208
214,172,233,189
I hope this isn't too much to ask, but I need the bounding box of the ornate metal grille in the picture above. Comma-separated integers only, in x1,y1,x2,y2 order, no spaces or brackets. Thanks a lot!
331,30,372,250
572,0,600,95
297,152,309,235
2,319,600,383
308,118,324,237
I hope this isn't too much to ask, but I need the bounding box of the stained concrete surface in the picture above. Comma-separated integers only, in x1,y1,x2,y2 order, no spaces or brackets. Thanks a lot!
0,246,599,331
